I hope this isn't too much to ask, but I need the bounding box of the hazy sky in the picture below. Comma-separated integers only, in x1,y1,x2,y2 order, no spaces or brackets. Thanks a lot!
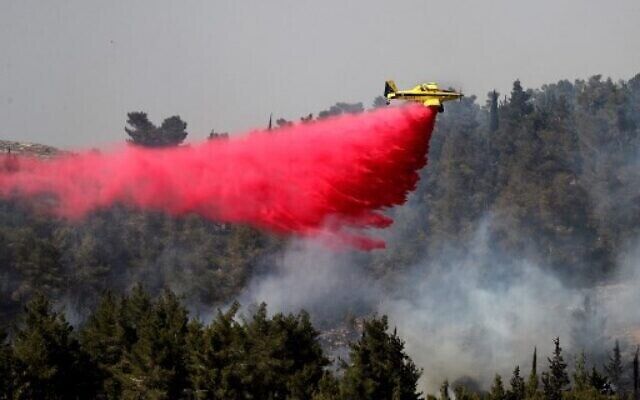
1,0,639,148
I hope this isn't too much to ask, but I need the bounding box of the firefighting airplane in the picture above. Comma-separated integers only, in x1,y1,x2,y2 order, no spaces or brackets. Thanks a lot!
384,80,463,112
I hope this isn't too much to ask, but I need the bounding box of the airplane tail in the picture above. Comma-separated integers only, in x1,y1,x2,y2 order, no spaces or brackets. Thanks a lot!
384,80,398,97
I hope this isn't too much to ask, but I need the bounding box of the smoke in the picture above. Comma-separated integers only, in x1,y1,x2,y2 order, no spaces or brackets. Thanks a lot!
239,239,381,327
232,100,640,392
241,214,640,393
379,217,587,391
0,105,435,249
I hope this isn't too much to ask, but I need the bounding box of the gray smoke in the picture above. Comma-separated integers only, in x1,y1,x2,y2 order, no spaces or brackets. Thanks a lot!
239,240,381,328
240,214,640,393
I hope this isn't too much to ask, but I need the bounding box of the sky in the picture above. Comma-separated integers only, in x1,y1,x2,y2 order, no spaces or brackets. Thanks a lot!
1,0,639,148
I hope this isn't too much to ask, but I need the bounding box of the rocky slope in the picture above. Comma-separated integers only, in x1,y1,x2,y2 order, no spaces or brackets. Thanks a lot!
0,139,65,158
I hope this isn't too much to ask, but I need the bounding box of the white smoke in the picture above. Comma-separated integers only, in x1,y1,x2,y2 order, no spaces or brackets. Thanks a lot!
381,218,588,391
239,239,381,327
241,216,640,393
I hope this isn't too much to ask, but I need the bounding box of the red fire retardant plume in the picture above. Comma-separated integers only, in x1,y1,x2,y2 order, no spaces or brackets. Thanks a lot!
0,105,436,249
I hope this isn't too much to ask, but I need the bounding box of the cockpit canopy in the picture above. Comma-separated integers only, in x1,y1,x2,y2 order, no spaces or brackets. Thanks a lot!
421,82,439,91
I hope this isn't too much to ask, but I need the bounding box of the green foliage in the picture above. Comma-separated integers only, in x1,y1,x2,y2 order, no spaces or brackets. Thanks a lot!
527,347,539,398
4,292,630,400
339,316,423,400
122,290,189,399
604,341,623,390
423,340,626,400
509,366,525,400
1,73,640,399
125,111,188,147
2,73,640,329
380,73,640,286
490,374,506,400
0,204,277,328
541,338,569,400
240,304,329,399
562,387,610,400
0,288,342,399
453,382,482,400
588,366,608,393
186,302,246,399
504,80,533,123
79,290,127,398
488,90,500,132
10,227,64,303
312,373,341,400
12,293,97,399
318,102,364,119
573,352,589,392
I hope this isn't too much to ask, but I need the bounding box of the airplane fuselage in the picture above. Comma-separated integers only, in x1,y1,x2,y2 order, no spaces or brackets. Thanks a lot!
384,81,463,112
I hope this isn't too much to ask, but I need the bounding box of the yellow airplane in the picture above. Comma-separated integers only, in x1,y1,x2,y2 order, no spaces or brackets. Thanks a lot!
384,80,463,112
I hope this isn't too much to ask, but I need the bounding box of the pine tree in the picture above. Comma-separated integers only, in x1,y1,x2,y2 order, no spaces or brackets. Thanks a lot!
505,80,533,122
318,102,364,118
186,302,245,399
453,383,475,400
125,112,188,147
120,283,153,344
11,230,64,301
340,316,423,400
120,289,189,399
159,115,188,145
605,340,623,391
527,347,539,397
589,366,608,393
124,112,156,145
12,293,97,399
541,338,569,400
276,118,293,128
241,303,286,398
79,290,127,399
509,366,525,400
269,310,329,399
490,374,506,400
243,304,329,399
488,90,500,132
573,351,589,391
208,130,229,140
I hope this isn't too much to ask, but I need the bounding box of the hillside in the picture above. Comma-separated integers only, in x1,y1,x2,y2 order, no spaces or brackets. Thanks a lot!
0,74,639,395
0,139,65,158
1,74,639,318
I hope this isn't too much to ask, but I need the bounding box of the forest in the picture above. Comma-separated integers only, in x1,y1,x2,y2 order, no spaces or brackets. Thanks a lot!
1,72,639,398
0,286,636,400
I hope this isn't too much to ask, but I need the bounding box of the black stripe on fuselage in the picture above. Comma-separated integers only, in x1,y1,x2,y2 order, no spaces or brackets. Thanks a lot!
395,93,457,98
